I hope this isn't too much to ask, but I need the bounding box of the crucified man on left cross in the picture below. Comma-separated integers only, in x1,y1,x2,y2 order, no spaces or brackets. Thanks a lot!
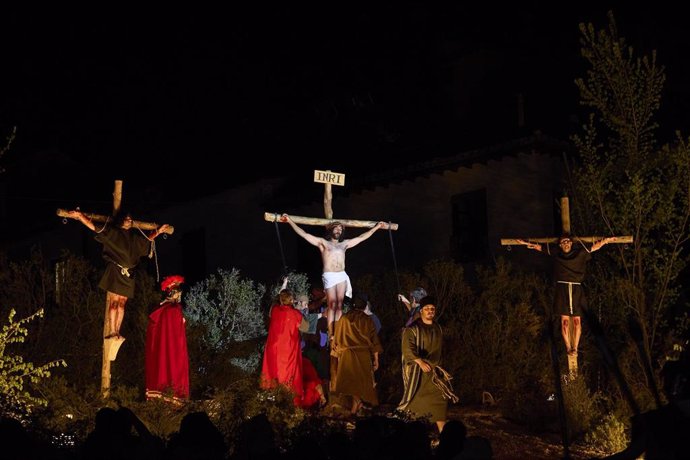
67,209,170,339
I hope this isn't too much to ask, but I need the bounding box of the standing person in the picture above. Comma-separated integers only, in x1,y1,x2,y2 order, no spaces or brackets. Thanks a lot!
145,275,189,402
331,293,383,416
361,293,382,334
518,234,616,357
67,209,170,339
398,287,428,328
397,297,458,433
281,214,385,337
260,288,310,406
303,287,331,384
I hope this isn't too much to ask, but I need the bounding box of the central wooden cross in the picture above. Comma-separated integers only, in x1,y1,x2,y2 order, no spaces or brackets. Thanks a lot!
501,196,632,375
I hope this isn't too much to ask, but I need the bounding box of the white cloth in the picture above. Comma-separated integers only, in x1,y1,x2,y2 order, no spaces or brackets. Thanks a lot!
322,271,352,298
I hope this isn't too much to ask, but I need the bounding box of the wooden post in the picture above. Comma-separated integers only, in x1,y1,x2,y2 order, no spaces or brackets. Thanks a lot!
314,169,345,220
113,180,122,216
560,196,570,235
501,196,633,376
324,183,333,220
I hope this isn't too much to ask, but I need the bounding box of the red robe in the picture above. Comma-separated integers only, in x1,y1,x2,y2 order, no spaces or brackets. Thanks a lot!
145,301,190,400
300,356,323,408
261,304,305,404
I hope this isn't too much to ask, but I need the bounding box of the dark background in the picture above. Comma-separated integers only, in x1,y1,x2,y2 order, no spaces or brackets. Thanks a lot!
1,3,689,234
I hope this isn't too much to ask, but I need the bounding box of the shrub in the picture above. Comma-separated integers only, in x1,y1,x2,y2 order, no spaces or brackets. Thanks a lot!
0,308,66,420
585,412,629,455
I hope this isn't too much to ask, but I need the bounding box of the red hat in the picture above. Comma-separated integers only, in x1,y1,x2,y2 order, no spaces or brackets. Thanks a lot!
161,275,185,292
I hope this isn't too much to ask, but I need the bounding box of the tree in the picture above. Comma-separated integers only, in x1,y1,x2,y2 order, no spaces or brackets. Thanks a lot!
571,12,690,402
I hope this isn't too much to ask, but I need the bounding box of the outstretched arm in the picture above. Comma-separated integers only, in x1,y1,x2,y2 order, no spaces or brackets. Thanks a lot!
149,224,170,240
66,210,96,232
398,294,412,311
591,237,616,253
344,221,386,249
517,239,543,252
282,214,322,246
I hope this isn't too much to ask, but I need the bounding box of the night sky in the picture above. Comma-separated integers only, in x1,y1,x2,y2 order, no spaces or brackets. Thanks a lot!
1,4,689,231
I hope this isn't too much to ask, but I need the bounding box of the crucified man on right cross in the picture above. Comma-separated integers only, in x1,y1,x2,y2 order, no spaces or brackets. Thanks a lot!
502,196,632,375
518,234,617,358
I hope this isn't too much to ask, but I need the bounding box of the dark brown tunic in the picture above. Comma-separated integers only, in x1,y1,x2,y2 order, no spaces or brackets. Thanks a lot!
94,226,151,298
550,247,591,316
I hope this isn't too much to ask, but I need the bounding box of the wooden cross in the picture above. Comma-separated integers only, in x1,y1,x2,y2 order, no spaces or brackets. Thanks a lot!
56,180,174,398
501,196,632,375
263,169,399,230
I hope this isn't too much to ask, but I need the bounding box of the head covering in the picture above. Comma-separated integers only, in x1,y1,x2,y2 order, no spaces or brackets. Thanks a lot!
559,233,572,243
161,275,185,292
352,293,367,310
296,294,309,304
419,296,436,308
410,287,428,302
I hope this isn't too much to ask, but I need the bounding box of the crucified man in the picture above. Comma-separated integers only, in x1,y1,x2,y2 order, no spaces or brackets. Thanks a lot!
518,234,617,358
282,214,385,336
68,209,170,339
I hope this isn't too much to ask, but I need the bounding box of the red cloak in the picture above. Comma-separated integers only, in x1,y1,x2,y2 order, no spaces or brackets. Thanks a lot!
260,304,305,403
145,301,190,400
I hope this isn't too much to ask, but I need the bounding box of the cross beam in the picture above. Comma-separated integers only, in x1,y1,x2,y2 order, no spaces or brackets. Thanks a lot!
57,209,175,234
502,235,632,245
264,212,398,231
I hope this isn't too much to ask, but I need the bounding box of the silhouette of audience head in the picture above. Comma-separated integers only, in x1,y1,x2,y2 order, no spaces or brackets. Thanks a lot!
167,411,226,460
92,407,118,431
233,413,277,460
436,419,467,459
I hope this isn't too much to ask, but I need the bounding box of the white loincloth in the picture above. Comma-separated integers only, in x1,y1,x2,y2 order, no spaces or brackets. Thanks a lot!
322,271,352,298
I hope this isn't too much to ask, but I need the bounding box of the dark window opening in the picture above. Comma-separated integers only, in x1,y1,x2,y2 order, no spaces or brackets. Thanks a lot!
450,189,488,263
